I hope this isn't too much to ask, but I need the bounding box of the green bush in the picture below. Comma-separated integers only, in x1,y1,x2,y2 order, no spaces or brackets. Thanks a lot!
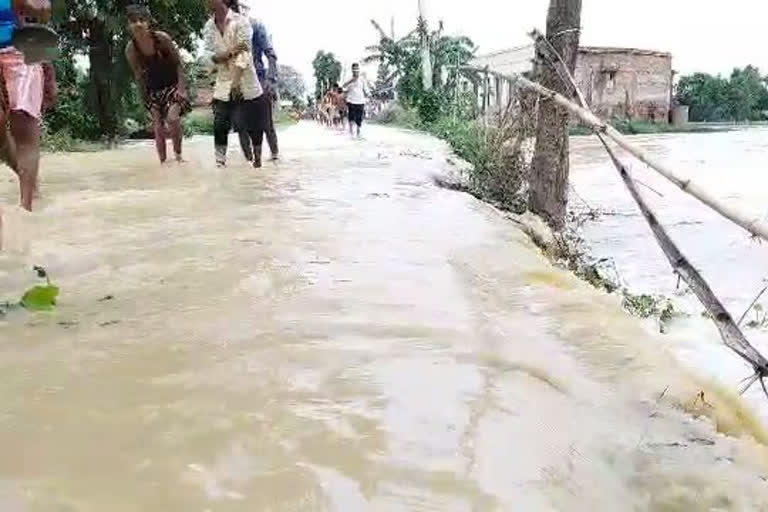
429,117,480,161
427,114,529,213
372,103,421,129
376,98,533,212
183,110,214,136
45,87,102,141
417,90,443,124
40,123,102,153
569,118,724,137
274,108,299,127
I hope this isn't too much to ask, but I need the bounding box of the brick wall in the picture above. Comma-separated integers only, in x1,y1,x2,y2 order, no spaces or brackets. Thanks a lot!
574,48,672,123
472,46,673,123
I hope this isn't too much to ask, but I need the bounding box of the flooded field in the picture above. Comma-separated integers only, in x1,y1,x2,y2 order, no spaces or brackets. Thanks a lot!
1,123,768,510
571,126,768,423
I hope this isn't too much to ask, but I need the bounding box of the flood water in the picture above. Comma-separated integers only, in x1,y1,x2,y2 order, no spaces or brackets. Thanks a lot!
2,123,768,510
570,126,768,424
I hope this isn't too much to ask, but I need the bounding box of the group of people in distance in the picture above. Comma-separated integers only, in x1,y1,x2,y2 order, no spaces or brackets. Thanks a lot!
318,63,370,139
319,85,348,129
1,0,282,216
126,0,280,169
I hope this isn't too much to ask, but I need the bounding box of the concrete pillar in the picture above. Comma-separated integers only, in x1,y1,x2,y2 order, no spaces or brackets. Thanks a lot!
672,105,689,126
494,75,504,110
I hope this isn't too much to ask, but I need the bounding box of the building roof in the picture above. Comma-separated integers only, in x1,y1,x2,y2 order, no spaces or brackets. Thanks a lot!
473,43,534,60
471,45,672,75
471,45,535,75
579,46,672,58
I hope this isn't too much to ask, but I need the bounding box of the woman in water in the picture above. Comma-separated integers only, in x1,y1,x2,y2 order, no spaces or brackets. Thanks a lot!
125,4,190,164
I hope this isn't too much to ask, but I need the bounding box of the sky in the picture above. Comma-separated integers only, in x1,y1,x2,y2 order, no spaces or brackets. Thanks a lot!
243,0,768,90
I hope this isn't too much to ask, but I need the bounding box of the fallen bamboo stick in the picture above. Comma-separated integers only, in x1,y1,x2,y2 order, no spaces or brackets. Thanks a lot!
603,141,768,387
463,65,768,243
524,36,768,395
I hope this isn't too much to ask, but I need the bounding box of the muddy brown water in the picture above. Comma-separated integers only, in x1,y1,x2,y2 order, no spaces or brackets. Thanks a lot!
570,127,768,426
2,123,768,510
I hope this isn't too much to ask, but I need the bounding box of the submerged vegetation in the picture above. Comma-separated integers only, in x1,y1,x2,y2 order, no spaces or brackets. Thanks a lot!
0,267,59,315
569,119,733,136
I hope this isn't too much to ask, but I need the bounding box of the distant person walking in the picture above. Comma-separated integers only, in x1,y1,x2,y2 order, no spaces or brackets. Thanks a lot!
343,63,369,139
236,17,279,163
125,4,190,165
333,84,347,129
203,0,265,168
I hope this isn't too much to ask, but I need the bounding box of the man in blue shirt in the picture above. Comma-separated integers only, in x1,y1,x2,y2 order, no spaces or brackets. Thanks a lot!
237,17,279,162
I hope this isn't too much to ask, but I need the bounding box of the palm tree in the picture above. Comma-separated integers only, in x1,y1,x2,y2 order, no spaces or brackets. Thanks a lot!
365,18,477,105
430,33,477,90
364,20,419,96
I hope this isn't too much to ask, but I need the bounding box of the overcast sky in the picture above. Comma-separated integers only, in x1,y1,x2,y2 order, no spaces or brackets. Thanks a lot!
243,0,768,88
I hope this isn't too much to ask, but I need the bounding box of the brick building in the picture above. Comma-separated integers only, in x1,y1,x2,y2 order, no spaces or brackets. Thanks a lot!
471,45,674,123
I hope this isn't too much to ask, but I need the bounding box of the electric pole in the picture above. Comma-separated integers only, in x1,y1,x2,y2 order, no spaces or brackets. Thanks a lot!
418,0,432,90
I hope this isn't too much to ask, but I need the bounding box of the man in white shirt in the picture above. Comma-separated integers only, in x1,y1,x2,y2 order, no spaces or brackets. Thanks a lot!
343,63,369,139
203,0,265,168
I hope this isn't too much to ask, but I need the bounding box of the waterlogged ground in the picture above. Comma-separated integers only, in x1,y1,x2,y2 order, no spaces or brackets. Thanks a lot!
2,124,768,510
570,127,768,423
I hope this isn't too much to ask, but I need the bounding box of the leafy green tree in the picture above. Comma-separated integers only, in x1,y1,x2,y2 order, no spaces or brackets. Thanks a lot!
676,66,768,122
431,34,476,90
47,48,102,139
365,21,421,106
276,64,306,105
728,66,768,120
372,62,395,100
312,51,341,99
676,73,730,121
364,19,476,112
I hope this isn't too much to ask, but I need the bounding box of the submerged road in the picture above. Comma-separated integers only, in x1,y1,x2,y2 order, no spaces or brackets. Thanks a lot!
1,123,768,510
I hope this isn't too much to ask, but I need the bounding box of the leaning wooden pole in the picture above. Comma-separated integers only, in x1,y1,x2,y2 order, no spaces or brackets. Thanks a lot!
604,141,768,387
519,77,768,242
526,34,768,394
462,65,768,243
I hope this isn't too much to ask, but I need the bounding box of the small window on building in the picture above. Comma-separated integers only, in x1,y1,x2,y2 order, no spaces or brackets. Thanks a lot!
606,71,617,91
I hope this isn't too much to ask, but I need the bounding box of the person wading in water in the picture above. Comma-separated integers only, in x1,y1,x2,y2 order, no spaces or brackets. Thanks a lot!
0,0,57,211
203,0,264,168
236,12,279,163
125,4,190,165
343,63,369,139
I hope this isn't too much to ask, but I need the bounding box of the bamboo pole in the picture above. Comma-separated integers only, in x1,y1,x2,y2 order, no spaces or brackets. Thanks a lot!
463,66,768,243
527,35,768,394
604,141,768,385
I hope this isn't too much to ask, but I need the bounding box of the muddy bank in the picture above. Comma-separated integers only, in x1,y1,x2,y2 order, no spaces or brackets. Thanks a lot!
1,123,768,510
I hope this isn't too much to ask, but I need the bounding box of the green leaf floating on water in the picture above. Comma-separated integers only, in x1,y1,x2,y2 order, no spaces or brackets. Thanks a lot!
21,284,59,311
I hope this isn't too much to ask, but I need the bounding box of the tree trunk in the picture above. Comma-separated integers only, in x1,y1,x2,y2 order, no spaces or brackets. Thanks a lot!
529,0,582,229
88,19,118,139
